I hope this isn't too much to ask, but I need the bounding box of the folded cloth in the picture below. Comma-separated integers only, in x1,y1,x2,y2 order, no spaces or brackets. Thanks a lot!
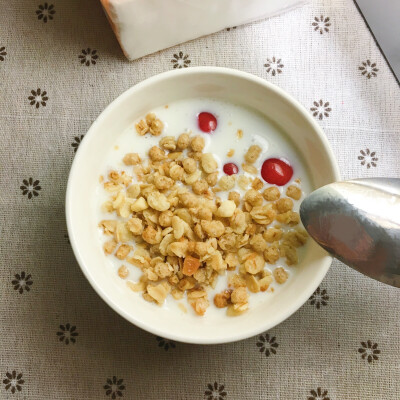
100,0,306,60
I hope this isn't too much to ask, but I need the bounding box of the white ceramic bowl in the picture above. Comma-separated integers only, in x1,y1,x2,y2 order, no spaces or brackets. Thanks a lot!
66,67,340,344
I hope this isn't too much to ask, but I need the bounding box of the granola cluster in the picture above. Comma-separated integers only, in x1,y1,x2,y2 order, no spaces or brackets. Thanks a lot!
99,113,307,316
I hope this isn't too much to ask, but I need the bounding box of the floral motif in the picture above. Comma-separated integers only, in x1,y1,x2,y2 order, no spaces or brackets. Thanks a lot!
12,272,33,294
0,46,7,61
78,48,98,66
20,178,41,199
72,135,84,153
36,3,55,23
28,88,48,108
3,371,24,394
226,26,237,31
359,60,378,79
56,323,78,345
308,388,330,400
312,16,331,34
171,51,191,69
204,382,227,400
156,336,176,351
104,376,126,399
358,340,380,363
310,100,331,120
309,287,329,309
264,57,284,76
358,149,378,168
256,333,278,357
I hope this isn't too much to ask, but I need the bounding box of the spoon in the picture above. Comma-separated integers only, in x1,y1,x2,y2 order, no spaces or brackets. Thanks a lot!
300,178,400,288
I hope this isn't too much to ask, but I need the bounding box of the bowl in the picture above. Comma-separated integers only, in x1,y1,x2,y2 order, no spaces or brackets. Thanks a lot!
66,67,340,344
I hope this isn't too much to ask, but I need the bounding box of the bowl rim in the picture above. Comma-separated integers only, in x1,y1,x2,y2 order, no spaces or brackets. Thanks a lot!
66,66,340,344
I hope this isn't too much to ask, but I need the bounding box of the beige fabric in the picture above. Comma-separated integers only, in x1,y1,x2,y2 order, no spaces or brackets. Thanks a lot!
0,0,399,399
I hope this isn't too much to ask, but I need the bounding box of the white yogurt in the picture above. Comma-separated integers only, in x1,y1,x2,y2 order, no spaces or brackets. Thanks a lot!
96,98,313,317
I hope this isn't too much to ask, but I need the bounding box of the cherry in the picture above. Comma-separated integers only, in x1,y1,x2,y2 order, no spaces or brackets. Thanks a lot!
198,112,217,133
261,158,293,186
223,163,239,175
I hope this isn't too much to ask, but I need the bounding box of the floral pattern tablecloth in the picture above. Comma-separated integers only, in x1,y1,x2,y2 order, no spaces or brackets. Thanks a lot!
1,0,399,399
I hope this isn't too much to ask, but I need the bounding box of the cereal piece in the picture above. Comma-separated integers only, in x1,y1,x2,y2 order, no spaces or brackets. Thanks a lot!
205,172,219,187
283,229,308,247
172,289,184,300
148,146,166,161
286,185,302,200
115,222,134,243
149,119,164,136
214,290,232,308
184,170,201,185
135,119,149,135
249,234,267,252
131,197,148,212
187,289,207,300
103,239,117,255
176,133,190,150
244,253,265,274
127,184,141,198
263,187,280,201
159,210,173,227
231,286,249,304
197,208,212,221
242,163,258,175
159,136,176,151
225,253,239,269
127,281,146,292
154,175,174,190
123,153,141,165
276,198,294,213
179,192,198,208
182,158,197,174
244,145,262,164
251,177,263,191
147,191,170,212
154,262,174,278
276,211,300,226
167,151,183,160
101,201,114,213
190,136,205,152
192,297,209,316
263,227,283,243
228,274,246,288
245,274,260,293
192,179,209,195
216,200,236,218
99,220,117,235
263,246,280,264
115,244,132,260
142,226,162,244
218,175,235,191
280,244,298,265
145,113,156,124
236,129,243,139
171,216,186,240
218,233,237,251
178,277,196,291
273,267,288,284
250,204,277,225
118,265,129,279
228,191,240,206
227,149,235,157
147,281,171,304
127,218,143,235
244,189,263,207
104,181,123,192
201,153,218,173
258,275,273,291
183,256,201,276
169,164,184,181
237,175,250,190
230,209,246,234
201,220,225,238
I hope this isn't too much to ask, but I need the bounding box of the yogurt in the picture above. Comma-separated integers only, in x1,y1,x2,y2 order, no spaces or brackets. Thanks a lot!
96,97,313,316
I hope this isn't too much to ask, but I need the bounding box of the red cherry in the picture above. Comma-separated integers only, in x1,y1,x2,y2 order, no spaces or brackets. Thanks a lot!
223,163,239,175
198,112,217,133
261,158,293,186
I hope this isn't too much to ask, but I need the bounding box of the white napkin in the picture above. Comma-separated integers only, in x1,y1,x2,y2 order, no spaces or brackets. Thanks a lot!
100,0,306,60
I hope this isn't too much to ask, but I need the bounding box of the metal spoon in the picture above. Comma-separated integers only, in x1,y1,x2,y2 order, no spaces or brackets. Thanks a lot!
300,178,400,288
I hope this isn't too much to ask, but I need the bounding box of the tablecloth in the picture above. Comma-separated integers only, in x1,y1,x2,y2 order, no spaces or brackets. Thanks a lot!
1,0,399,399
